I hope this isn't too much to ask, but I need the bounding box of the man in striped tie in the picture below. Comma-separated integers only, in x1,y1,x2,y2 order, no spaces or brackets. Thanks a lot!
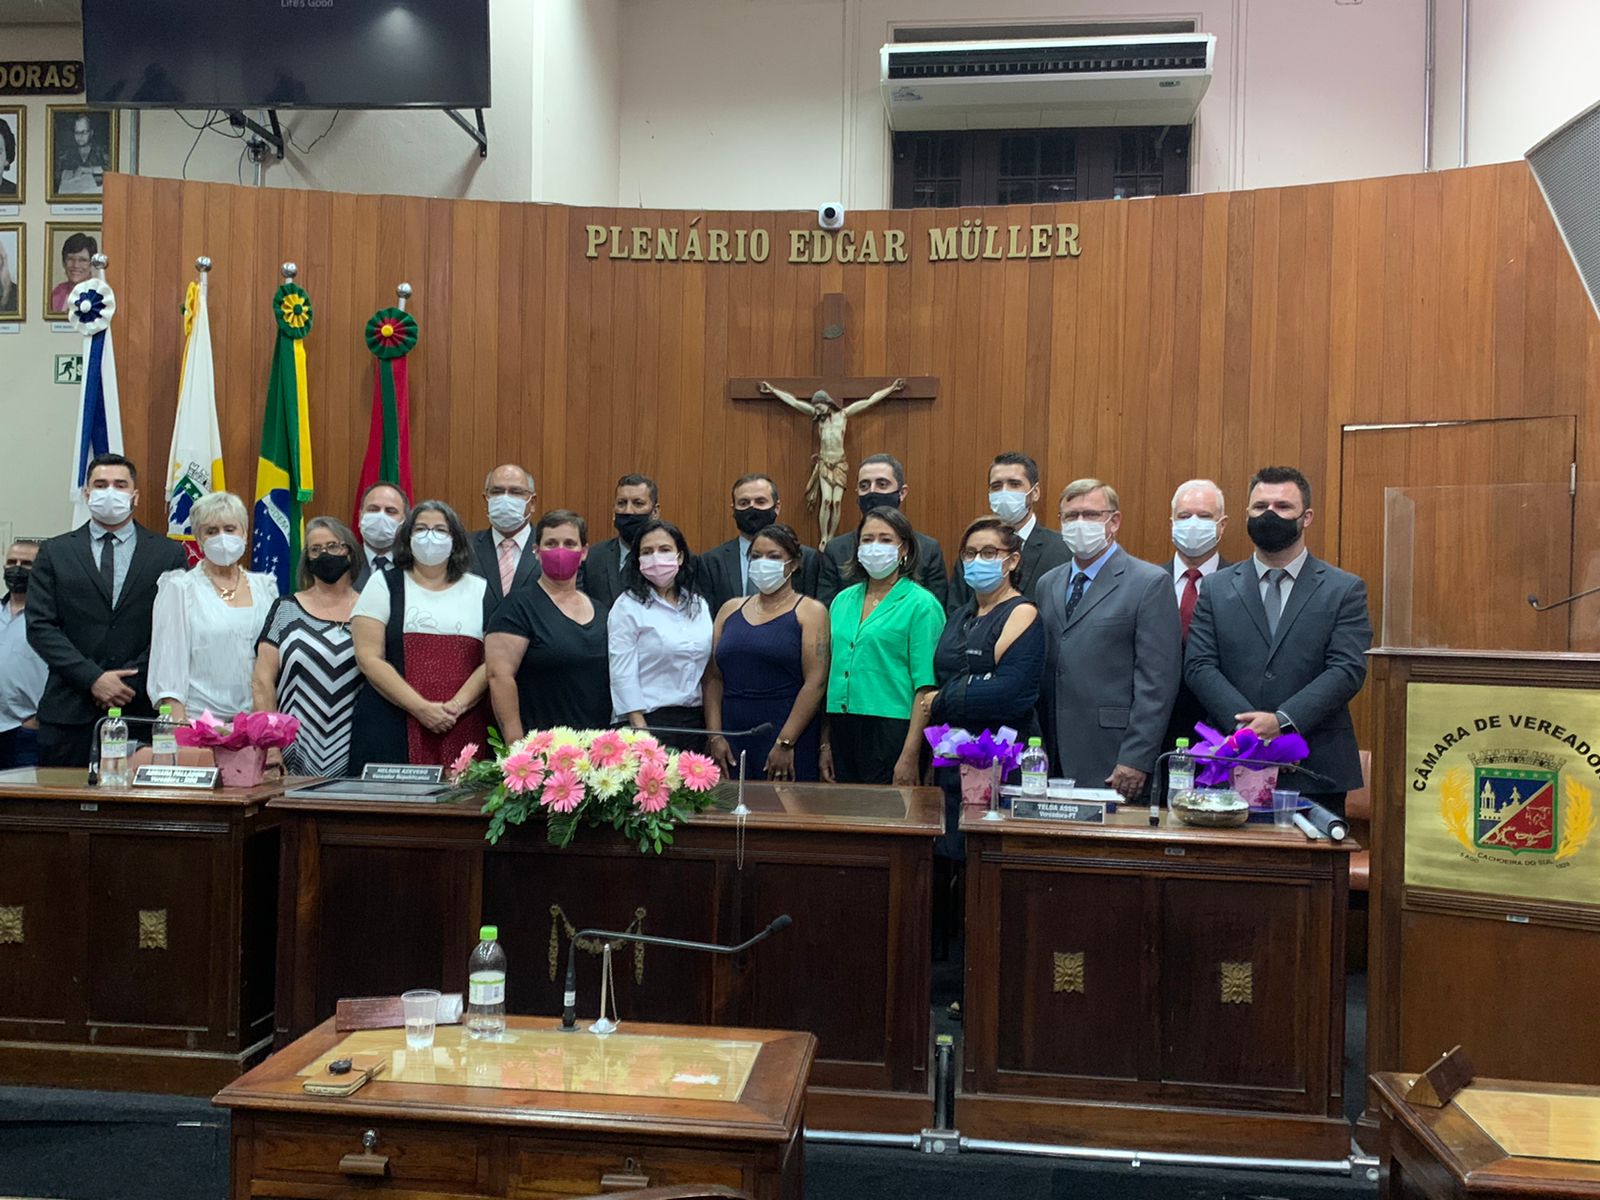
469,464,540,621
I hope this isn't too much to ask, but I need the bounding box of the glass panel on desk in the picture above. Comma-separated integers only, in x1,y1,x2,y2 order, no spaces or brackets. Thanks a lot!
1382,482,1584,651
707,780,909,820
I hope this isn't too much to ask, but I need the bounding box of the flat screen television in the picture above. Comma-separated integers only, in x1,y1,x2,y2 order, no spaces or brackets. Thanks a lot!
82,0,490,110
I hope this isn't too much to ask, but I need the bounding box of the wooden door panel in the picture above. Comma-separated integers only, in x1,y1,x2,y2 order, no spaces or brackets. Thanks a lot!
0,831,77,1031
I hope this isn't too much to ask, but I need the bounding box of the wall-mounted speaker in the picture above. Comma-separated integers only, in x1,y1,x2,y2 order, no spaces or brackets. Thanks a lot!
1527,98,1600,321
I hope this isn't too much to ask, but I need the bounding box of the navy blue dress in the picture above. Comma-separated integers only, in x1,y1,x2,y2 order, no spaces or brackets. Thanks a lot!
714,602,820,781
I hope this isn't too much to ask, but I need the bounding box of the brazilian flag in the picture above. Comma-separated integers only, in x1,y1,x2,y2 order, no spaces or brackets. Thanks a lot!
251,281,315,592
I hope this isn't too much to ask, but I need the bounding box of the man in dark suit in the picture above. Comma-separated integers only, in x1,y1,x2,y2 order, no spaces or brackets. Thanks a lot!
818,453,946,606
1184,466,1372,814
26,453,188,766
1163,478,1231,756
699,473,835,615
1037,478,1181,800
468,463,541,616
352,481,409,593
946,450,1069,610
580,473,658,614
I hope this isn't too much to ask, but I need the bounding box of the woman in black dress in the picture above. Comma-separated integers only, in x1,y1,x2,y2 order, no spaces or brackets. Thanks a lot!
486,510,610,739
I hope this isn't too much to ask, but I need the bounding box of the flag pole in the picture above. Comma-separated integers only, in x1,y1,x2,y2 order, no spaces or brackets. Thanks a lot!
91,252,107,280
396,281,412,311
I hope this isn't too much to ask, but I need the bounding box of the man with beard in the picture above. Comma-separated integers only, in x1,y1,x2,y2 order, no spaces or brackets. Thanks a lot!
698,473,833,614
1184,465,1371,814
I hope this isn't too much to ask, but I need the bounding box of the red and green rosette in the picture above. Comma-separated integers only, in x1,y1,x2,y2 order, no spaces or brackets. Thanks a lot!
354,305,419,522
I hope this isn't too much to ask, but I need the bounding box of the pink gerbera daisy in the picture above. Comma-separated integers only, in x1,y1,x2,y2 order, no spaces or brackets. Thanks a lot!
450,742,480,779
634,762,670,813
675,751,720,793
502,750,546,794
547,742,586,773
541,768,586,813
588,729,629,769
522,730,555,758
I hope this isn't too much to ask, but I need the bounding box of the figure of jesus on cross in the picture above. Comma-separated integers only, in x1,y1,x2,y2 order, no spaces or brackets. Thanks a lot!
757,379,905,546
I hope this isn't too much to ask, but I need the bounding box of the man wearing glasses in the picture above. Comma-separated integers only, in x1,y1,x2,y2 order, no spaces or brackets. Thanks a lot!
470,464,540,617
1036,478,1181,801
946,451,1071,611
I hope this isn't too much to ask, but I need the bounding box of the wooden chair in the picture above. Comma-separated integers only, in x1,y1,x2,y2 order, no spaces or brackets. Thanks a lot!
568,1188,751,1200
1346,749,1372,971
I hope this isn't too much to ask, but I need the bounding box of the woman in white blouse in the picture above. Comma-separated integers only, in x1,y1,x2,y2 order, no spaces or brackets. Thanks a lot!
607,519,713,751
348,500,490,769
147,491,278,721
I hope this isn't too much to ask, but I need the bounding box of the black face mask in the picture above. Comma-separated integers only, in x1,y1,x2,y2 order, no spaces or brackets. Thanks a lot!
307,554,351,584
733,506,778,538
614,511,651,547
857,491,902,517
1247,510,1303,554
3,566,28,594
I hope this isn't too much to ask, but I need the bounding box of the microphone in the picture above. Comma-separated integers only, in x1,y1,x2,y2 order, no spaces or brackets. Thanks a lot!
1528,584,1600,612
561,914,793,1031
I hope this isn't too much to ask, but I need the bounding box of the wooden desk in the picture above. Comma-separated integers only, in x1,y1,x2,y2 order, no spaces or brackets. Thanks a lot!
215,1016,813,1200
269,781,939,1132
0,767,285,1092
960,808,1354,1158
1372,1072,1600,1199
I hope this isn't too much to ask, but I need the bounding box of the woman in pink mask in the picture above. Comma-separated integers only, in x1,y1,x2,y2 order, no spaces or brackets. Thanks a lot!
486,510,609,741
607,518,712,751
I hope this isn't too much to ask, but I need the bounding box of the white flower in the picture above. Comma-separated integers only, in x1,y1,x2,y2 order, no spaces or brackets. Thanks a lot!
587,764,629,800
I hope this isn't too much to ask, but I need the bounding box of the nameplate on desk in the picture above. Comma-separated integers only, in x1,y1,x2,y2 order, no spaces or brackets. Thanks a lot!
361,763,443,784
132,765,219,789
1010,798,1107,823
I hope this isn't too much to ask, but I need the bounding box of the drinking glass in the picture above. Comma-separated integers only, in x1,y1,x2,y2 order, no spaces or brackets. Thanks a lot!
402,988,441,1050
1271,789,1300,828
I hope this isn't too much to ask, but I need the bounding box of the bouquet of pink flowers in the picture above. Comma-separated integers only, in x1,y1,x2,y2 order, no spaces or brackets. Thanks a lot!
449,727,723,854
175,709,301,750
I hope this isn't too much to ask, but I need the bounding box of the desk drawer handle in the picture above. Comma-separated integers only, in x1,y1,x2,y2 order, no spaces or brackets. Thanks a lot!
339,1129,390,1178
600,1156,651,1191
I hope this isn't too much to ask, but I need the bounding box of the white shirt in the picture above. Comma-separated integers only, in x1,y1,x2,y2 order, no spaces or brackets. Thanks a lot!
1014,513,1037,543
147,567,279,717
607,589,713,718
364,544,396,573
352,571,487,639
737,534,752,594
1173,551,1221,605
493,524,532,555
1253,548,1309,611
91,520,136,606
0,599,47,732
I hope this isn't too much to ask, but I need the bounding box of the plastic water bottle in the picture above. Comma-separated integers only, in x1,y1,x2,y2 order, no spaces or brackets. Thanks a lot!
99,708,130,787
466,924,507,1039
1019,737,1049,797
151,704,179,766
1169,737,1196,796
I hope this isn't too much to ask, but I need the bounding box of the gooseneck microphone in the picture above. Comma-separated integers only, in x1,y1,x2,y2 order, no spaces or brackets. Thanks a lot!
1528,584,1600,612
560,914,793,1031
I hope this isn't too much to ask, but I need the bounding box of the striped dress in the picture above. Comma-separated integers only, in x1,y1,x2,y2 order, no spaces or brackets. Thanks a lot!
258,596,363,777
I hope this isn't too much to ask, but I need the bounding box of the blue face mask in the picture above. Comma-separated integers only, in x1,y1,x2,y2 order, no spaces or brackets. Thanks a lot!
962,557,1006,594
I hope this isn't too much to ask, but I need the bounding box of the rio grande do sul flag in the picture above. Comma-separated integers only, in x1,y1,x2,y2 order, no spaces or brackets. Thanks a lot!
250,280,314,592
166,271,226,549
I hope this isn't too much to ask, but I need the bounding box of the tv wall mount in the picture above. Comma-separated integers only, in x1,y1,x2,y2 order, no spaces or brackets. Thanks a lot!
224,107,488,160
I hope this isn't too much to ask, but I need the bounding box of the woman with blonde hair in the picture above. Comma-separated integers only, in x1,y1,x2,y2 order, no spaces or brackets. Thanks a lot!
148,491,278,721
0,236,18,316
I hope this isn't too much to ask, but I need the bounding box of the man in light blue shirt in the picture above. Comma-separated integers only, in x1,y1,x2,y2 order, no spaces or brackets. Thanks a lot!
0,538,49,767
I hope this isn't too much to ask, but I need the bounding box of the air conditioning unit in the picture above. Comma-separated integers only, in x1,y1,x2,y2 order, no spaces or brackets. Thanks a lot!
881,33,1215,131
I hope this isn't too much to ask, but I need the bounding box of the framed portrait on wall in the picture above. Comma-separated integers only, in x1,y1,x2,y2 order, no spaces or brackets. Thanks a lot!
44,222,99,320
0,224,23,321
0,108,24,203
46,105,116,203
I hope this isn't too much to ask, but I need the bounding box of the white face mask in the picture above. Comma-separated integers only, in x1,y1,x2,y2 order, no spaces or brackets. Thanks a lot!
360,511,400,550
857,541,902,580
86,488,133,526
487,494,529,534
1172,516,1220,558
748,558,791,595
410,529,454,567
989,489,1030,525
1061,518,1110,559
203,532,246,567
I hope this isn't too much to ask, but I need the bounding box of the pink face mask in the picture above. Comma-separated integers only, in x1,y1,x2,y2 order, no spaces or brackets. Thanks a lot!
640,551,680,588
538,545,583,581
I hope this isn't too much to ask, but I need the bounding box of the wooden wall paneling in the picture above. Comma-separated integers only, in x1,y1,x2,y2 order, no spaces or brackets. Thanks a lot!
1298,184,1334,524
1194,192,1229,530
1219,190,1255,562
1117,196,1155,550
1022,205,1058,501
1379,174,1414,427
1493,164,1530,417
1045,203,1081,507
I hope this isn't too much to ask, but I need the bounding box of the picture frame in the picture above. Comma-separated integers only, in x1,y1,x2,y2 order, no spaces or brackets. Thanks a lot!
43,221,99,320
0,107,24,205
0,222,24,322
45,105,117,204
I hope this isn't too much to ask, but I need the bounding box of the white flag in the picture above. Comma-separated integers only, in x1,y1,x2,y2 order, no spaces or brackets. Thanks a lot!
166,274,226,543
66,277,125,527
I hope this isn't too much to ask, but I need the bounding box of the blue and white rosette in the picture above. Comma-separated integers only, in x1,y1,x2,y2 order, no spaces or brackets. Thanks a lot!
66,277,116,334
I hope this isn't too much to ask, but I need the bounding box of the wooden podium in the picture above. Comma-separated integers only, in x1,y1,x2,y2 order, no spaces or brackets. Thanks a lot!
1365,650,1600,1134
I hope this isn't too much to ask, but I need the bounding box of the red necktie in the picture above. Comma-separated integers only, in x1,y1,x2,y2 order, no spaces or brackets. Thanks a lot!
1180,568,1202,639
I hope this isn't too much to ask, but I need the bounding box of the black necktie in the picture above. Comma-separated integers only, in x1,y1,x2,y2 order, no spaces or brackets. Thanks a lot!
99,531,116,601
374,555,390,572
1062,571,1090,624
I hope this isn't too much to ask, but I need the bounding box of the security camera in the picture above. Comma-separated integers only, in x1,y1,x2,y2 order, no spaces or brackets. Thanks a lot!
818,203,846,231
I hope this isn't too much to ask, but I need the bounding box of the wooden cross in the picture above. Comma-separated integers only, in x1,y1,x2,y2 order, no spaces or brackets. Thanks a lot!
727,293,939,405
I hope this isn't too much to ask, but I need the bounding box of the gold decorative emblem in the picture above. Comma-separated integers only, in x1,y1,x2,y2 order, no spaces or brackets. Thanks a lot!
0,906,22,945
1560,778,1595,860
1052,951,1085,994
137,909,168,951
549,905,647,985
1220,961,1253,1004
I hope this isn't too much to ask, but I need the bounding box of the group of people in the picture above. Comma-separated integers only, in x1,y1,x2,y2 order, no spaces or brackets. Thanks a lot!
1,448,1371,841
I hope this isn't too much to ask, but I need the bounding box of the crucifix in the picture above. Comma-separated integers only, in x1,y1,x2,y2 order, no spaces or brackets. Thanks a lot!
730,292,938,546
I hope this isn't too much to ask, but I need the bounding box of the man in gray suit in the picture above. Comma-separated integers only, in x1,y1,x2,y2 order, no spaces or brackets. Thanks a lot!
1037,478,1182,800
1184,466,1371,814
